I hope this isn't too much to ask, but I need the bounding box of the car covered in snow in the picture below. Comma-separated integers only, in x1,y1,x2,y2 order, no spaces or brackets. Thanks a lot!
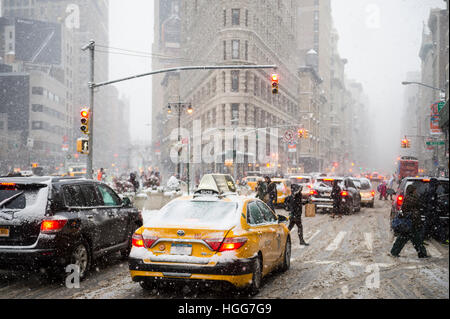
309,177,361,214
0,177,142,279
128,174,291,295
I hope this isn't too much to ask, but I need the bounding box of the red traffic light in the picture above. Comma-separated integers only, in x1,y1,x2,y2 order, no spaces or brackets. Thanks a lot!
271,74,279,82
81,109,89,118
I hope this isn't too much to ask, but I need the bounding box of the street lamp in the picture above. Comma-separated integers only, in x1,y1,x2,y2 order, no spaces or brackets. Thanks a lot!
401,81,445,96
167,102,193,179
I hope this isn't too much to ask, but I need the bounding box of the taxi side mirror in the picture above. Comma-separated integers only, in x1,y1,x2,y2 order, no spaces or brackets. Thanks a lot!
277,215,288,223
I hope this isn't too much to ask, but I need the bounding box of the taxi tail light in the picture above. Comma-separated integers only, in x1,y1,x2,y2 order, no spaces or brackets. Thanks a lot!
40,219,67,233
142,235,159,248
219,237,248,252
132,233,145,248
204,238,224,251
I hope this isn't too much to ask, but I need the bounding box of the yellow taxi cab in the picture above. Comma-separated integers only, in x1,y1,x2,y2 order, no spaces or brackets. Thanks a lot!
128,174,291,295
243,176,264,192
62,165,86,177
271,178,291,205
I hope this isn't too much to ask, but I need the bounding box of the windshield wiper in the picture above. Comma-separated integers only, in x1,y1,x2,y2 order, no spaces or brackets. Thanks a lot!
0,191,24,208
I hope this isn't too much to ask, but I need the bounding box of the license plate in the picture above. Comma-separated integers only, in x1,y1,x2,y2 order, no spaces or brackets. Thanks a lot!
0,228,10,237
170,244,192,256
324,193,331,197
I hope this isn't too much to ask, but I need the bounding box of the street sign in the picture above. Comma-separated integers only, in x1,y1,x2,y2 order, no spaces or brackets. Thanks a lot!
283,130,296,143
426,141,445,146
438,101,445,112
288,143,297,153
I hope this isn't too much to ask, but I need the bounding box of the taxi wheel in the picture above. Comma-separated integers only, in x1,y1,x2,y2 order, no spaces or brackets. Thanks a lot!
248,255,262,296
280,237,291,272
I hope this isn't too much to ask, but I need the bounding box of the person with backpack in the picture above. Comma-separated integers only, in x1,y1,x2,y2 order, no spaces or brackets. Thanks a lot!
287,184,309,246
390,184,428,258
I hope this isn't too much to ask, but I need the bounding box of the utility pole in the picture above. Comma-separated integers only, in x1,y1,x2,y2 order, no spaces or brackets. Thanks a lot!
82,40,95,179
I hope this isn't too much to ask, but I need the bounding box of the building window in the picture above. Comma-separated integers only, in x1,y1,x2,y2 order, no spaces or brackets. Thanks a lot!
32,86,44,95
222,71,226,92
223,9,227,26
232,40,240,59
244,71,249,93
231,104,239,124
231,70,240,92
232,9,240,25
245,40,248,60
223,40,227,60
32,104,44,112
0,121,4,130
245,10,249,27
32,121,43,130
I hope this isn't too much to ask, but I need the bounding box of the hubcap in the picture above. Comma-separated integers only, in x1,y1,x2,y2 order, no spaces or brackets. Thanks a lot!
73,244,88,276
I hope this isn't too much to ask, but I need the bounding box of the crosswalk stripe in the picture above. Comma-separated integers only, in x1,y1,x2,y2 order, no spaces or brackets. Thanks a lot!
364,232,373,252
426,243,443,258
326,231,347,251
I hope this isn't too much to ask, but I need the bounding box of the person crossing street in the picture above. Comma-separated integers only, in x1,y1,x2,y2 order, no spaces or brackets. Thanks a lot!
287,184,309,246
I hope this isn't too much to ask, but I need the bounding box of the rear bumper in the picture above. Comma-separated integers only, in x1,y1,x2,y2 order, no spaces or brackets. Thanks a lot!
0,248,60,270
129,256,256,288
311,197,333,209
361,197,374,204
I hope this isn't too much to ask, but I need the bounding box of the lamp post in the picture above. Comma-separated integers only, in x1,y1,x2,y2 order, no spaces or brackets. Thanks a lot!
402,81,447,176
168,102,193,180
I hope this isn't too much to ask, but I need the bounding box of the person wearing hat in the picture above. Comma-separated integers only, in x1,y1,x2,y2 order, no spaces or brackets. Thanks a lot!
287,184,309,246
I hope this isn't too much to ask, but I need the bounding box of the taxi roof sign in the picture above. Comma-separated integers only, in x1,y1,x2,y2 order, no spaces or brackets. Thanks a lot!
197,174,237,195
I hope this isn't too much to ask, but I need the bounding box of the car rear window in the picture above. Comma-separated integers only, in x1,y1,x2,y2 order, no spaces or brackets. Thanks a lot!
0,183,48,213
359,180,372,190
404,180,449,199
146,200,239,229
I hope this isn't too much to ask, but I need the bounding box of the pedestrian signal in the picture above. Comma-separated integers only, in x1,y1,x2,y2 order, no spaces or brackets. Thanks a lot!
77,138,89,154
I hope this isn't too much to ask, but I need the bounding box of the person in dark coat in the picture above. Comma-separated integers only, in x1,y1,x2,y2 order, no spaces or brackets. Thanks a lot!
129,172,140,192
421,178,443,242
287,184,309,246
264,176,277,212
390,184,428,258
330,180,343,219
255,180,267,201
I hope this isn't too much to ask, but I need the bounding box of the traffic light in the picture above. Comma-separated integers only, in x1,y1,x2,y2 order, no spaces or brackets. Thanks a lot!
401,138,410,148
271,74,279,94
298,129,304,138
77,138,89,154
80,108,90,135
304,130,309,138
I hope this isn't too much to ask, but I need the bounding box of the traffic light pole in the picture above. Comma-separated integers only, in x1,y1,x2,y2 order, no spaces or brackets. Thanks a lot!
82,40,95,179
82,40,277,180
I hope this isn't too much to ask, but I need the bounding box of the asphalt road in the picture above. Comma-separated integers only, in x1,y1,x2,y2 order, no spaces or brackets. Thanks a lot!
0,199,448,299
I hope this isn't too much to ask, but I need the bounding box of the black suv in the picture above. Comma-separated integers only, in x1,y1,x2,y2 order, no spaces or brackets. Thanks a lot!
390,177,449,239
0,177,142,279
310,177,361,214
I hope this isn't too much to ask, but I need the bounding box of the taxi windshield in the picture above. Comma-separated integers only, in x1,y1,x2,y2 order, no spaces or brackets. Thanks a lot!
146,200,239,229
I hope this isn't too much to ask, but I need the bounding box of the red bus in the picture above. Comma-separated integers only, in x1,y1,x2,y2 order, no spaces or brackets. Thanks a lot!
397,156,419,181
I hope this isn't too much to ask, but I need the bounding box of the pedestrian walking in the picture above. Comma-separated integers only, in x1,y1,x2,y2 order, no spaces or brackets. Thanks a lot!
390,184,428,258
387,175,396,200
330,180,343,219
378,181,388,200
255,180,267,201
97,168,105,182
264,176,277,212
287,184,309,246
